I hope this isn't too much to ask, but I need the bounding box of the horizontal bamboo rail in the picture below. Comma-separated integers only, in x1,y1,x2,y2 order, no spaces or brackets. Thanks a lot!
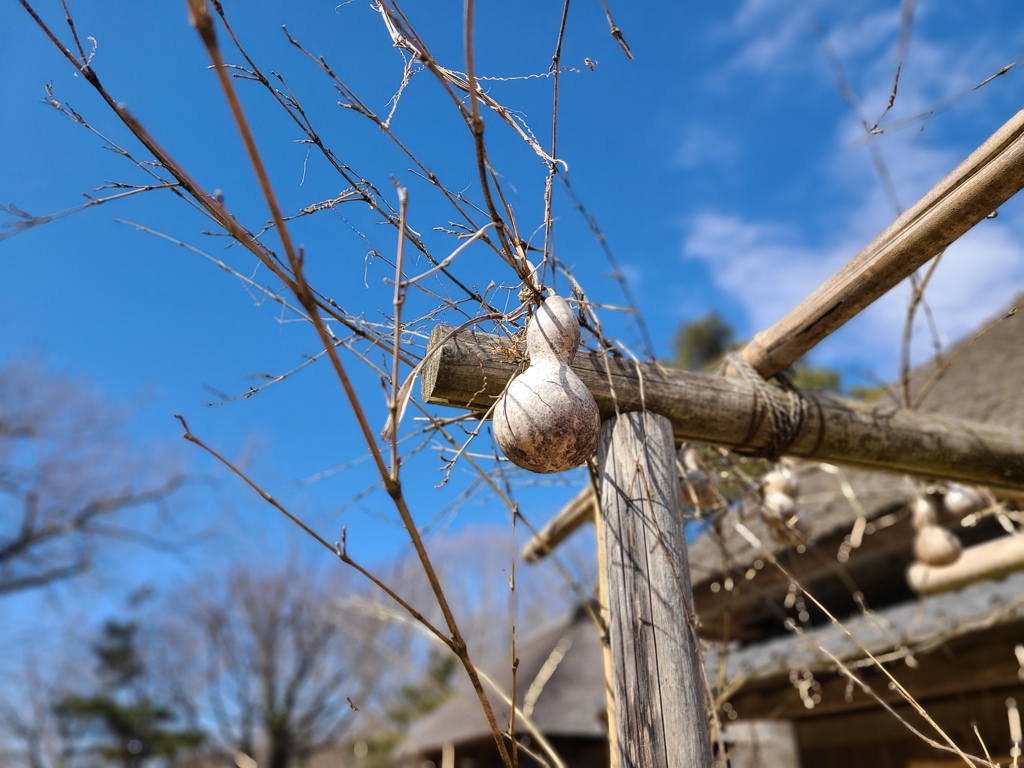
422,326,1024,492
741,109,1024,378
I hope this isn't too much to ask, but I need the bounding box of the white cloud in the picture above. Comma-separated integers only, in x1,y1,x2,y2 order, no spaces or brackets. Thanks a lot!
681,7,1024,379
822,8,898,64
723,0,897,75
684,207,1024,379
682,212,854,335
673,124,739,170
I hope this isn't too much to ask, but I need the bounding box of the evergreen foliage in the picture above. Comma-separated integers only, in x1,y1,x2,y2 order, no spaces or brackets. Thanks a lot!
672,312,843,394
54,621,203,767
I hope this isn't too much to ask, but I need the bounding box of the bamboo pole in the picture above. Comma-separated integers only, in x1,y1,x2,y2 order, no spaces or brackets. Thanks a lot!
523,486,595,562
422,326,1024,492
598,412,713,767
908,533,1024,595
740,109,1024,378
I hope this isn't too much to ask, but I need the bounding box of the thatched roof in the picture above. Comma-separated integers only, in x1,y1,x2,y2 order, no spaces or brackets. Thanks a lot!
909,299,1024,428
400,560,1024,758
399,603,608,759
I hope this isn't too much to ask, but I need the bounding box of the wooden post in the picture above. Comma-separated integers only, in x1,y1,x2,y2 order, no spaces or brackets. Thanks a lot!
740,109,1024,378
598,411,713,767
422,326,1024,493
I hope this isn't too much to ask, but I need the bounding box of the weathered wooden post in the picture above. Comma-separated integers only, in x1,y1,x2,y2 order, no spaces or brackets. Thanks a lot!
446,294,713,767
598,411,712,766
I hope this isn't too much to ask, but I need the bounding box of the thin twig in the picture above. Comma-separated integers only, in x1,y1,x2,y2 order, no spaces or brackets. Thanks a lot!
0,185,177,242
390,187,410,476
173,414,448,646
913,305,1018,408
900,252,945,407
868,0,915,133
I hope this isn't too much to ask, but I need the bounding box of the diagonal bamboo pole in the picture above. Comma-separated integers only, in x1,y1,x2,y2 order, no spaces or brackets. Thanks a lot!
422,325,1024,492
740,109,1024,378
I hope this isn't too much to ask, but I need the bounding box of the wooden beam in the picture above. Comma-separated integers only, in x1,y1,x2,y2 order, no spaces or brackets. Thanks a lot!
423,326,1024,492
521,482,1024,567
740,109,1024,378
598,412,712,767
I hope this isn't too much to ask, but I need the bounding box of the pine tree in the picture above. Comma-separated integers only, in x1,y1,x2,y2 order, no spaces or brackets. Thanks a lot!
55,620,203,767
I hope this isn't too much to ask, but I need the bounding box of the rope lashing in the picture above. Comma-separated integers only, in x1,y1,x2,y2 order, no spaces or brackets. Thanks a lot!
724,353,809,462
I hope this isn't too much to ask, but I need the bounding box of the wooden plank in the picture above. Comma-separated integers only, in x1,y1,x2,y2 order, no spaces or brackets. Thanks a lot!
593,496,621,768
422,326,1024,492
598,412,712,767
740,109,1024,378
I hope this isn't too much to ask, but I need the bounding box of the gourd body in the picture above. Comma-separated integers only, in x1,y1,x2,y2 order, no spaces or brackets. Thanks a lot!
914,525,962,566
493,296,600,474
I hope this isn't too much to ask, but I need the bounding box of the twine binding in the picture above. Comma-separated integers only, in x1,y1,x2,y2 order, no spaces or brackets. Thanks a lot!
724,354,808,462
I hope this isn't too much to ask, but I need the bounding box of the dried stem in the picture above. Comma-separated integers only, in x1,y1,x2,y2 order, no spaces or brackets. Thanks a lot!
185,4,514,763
390,187,410,476
900,253,945,407
913,305,1018,409
173,414,447,645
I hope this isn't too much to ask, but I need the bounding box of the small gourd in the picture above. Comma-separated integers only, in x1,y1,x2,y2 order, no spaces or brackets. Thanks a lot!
680,448,718,508
762,491,799,522
760,465,811,542
492,296,600,474
763,468,799,498
942,484,986,517
910,495,939,527
909,494,962,567
913,525,962,566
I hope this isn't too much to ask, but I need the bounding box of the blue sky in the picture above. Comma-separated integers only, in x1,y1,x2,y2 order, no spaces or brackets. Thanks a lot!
3,0,1024,621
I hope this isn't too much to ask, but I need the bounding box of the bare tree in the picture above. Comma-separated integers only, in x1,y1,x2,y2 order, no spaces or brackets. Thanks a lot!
0,357,187,596
182,562,384,768
0,660,80,768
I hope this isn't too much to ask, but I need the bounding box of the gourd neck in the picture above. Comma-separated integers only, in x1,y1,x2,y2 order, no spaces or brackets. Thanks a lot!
526,296,580,364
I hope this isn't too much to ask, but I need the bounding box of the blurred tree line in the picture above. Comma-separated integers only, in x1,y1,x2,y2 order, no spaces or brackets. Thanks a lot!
0,358,591,768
